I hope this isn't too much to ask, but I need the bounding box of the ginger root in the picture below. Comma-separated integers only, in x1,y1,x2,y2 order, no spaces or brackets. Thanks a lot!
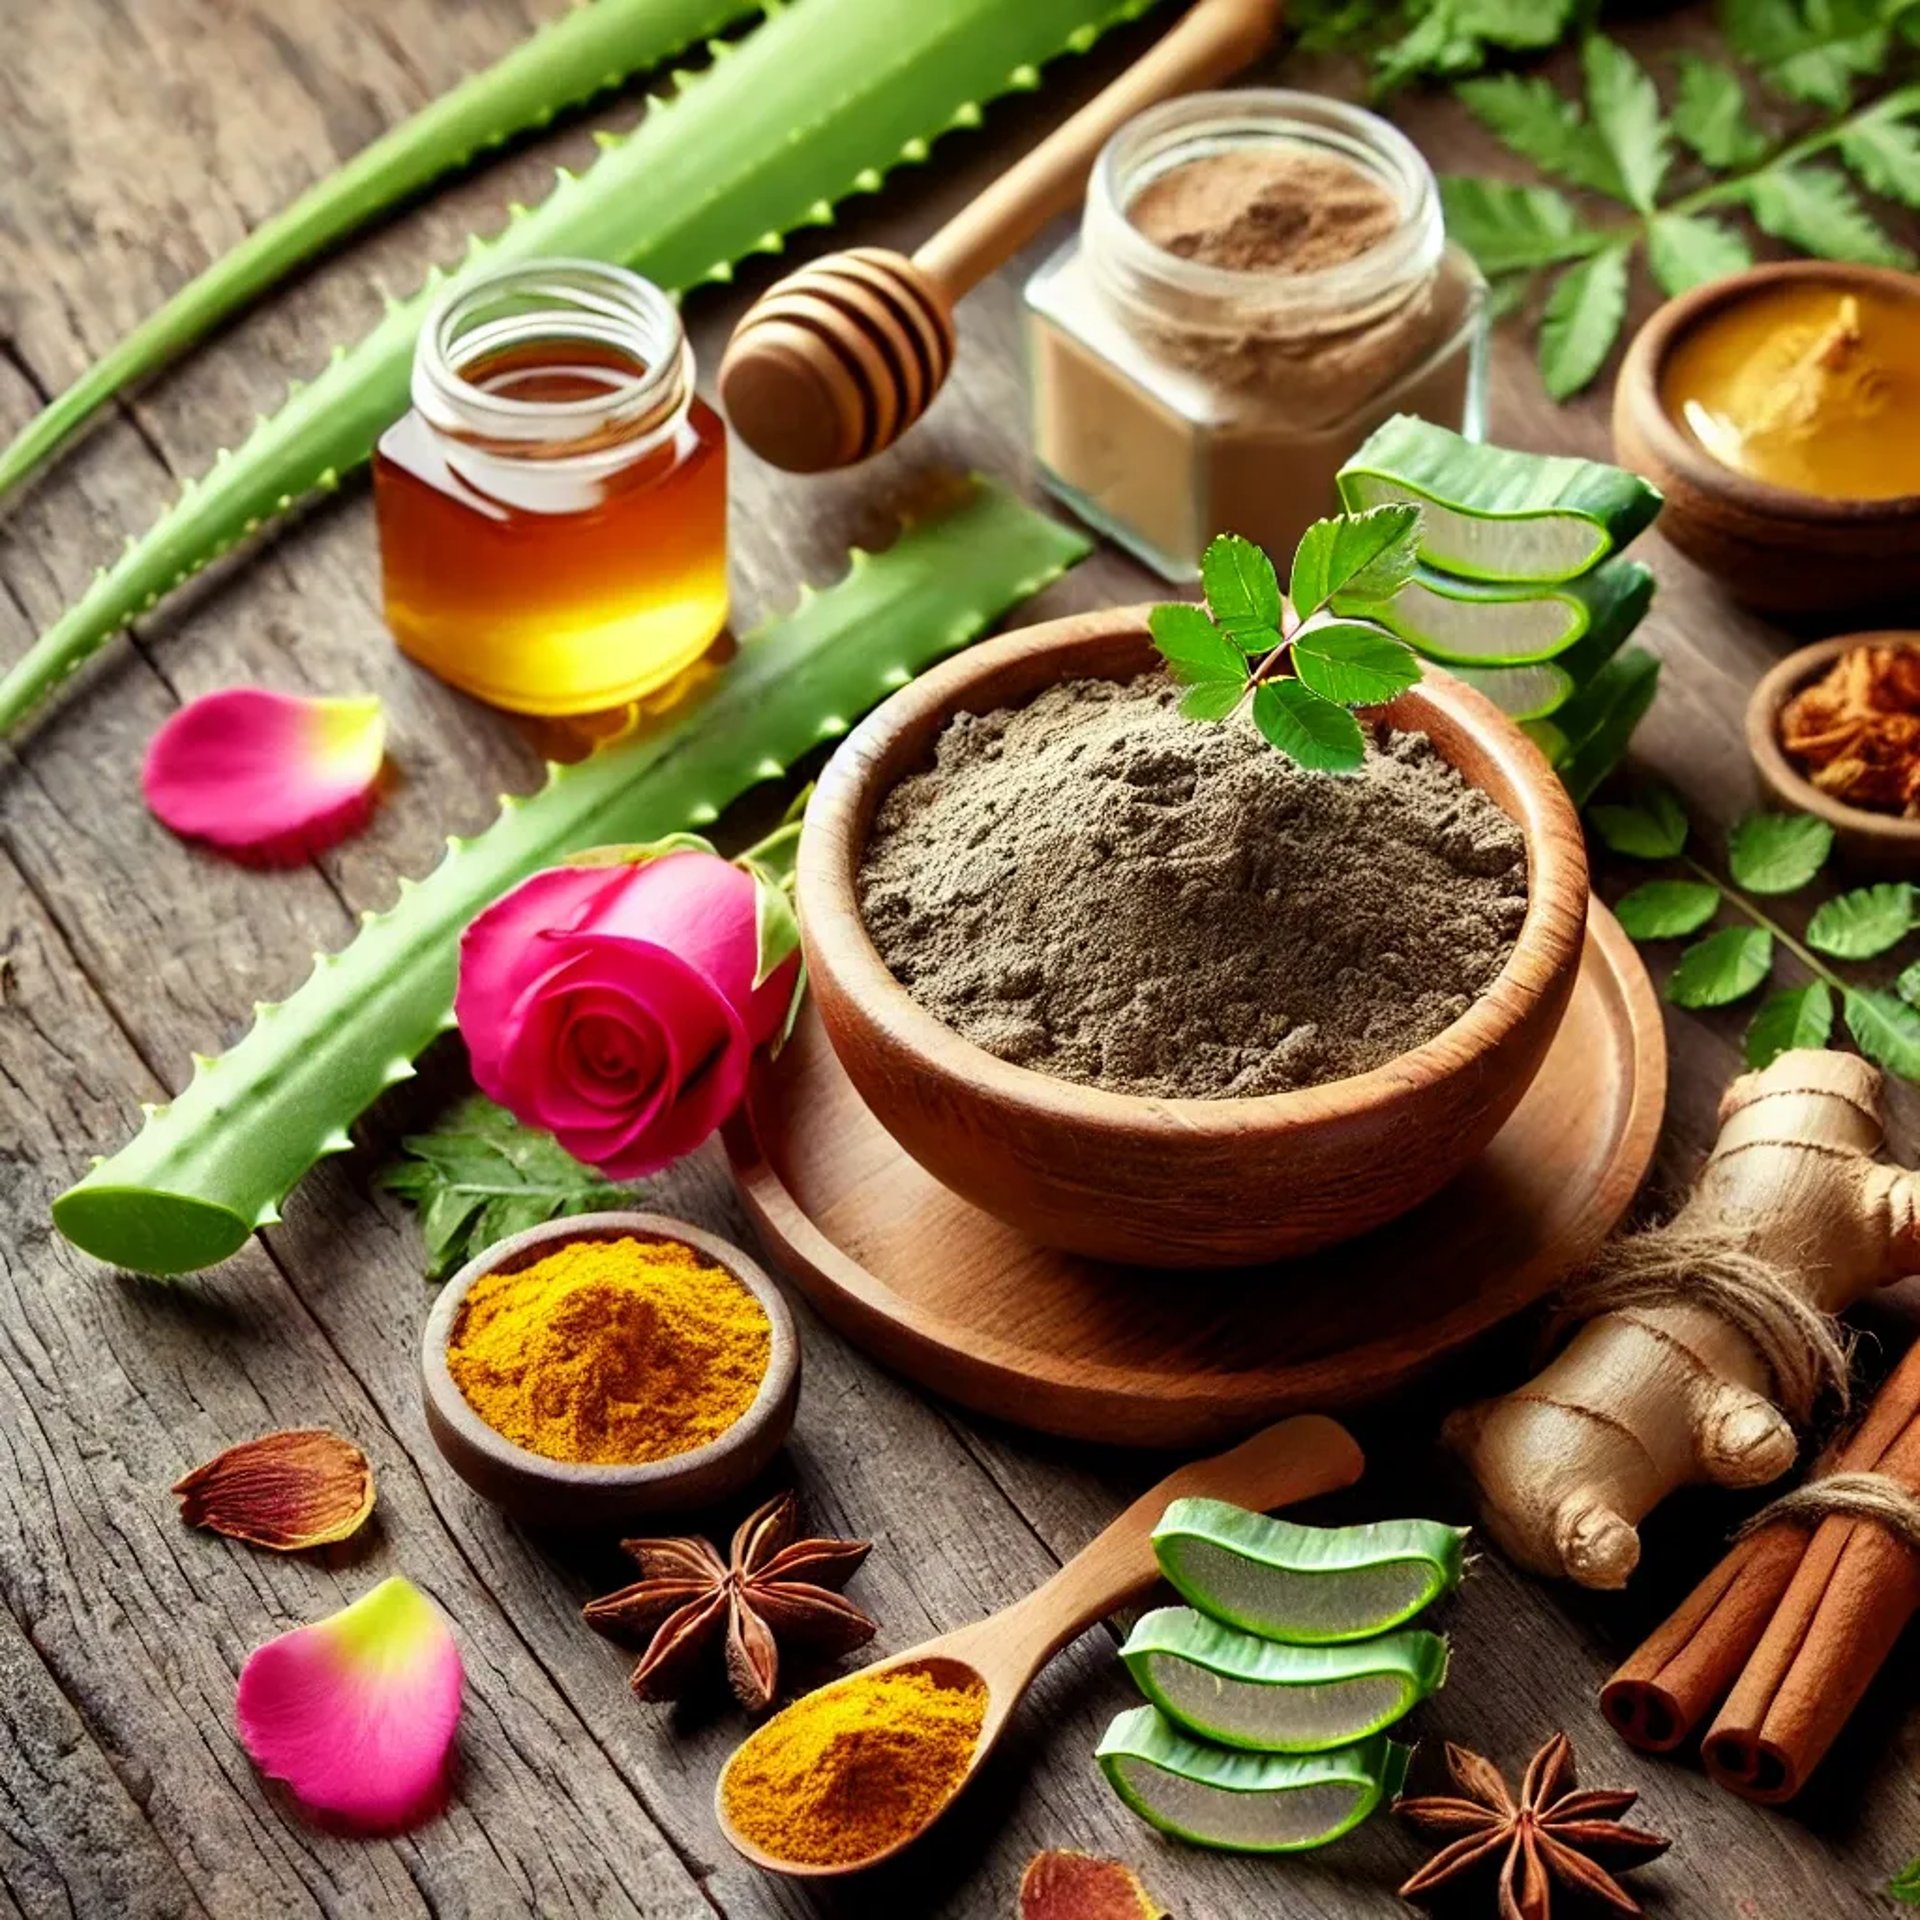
1445,1049,1920,1588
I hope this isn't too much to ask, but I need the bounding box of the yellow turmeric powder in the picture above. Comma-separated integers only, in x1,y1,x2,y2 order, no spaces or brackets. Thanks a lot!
720,1661,988,1866
447,1235,770,1465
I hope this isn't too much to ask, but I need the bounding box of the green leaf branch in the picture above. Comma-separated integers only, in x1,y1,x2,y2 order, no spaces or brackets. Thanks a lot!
1443,16,1920,396
1149,513,1425,774
1594,784,1920,1078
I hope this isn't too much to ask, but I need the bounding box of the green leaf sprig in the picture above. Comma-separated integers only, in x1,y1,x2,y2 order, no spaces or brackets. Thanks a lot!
1149,512,1425,774
1290,0,1583,95
1443,14,1920,397
1593,784,1920,1077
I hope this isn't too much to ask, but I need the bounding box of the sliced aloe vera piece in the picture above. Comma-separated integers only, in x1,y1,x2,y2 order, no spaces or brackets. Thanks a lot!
1338,415,1662,584
1445,658,1576,721
1120,1607,1447,1752
1153,1500,1468,1643
1343,557,1653,667
1558,646,1662,808
1097,1707,1409,1852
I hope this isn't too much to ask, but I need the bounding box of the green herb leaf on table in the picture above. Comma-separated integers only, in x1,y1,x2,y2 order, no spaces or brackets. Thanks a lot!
1893,1852,1920,1904
1723,0,1895,109
1747,164,1913,265
1289,506,1423,614
1806,882,1916,958
1583,36,1671,211
1728,811,1836,892
1671,54,1769,167
1149,604,1252,688
1590,786,1690,859
1456,72,1625,195
1845,986,1920,1079
1646,212,1755,297
1291,623,1424,706
1900,958,1920,1006
1201,533,1284,645
382,1097,627,1280
1838,109,1920,202
1254,680,1368,773
1668,925,1775,1007
1746,979,1836,1067
1436,177,1607,273
1615,878,1721,939
1539,247,1632,401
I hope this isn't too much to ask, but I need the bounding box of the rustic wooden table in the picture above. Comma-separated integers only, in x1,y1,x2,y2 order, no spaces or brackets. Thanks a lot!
4,4,1917,1916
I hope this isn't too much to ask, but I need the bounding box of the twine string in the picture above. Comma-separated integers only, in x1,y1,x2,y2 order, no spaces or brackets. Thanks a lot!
1734,1469,1920,1554
1549,1221,1853,1425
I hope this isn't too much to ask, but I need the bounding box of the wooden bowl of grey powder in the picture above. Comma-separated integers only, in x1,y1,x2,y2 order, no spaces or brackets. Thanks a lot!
795,605,1589,1268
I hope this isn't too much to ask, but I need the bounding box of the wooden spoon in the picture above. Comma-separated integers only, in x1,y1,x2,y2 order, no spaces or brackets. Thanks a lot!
716,0,1281,473
714,1412,1362,1877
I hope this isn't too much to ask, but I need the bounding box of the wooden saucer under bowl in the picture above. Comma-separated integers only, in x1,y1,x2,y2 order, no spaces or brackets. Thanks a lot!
420,1211,800,1528
725,903,1663,1448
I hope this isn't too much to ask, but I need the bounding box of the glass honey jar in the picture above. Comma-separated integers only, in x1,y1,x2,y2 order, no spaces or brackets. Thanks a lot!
374,259,728,715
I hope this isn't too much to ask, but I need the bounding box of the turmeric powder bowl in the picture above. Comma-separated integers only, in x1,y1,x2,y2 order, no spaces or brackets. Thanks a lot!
420,1211,799,1526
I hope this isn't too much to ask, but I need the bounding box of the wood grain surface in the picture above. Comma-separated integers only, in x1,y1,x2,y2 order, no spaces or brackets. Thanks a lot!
3,4,1919,1916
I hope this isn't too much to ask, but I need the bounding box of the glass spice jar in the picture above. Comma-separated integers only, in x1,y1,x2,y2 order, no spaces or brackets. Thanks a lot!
1023,91,1488,581
374,259,728,716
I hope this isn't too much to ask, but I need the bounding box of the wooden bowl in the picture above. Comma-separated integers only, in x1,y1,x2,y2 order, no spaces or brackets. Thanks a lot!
420,1211,799,1527
795,606,1589,1268
1746,632,1920,872
1612,261,1920,616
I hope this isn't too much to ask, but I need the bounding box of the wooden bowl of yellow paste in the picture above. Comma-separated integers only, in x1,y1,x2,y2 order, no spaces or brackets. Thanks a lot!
1613,261,1920,616
420,1211,799,1527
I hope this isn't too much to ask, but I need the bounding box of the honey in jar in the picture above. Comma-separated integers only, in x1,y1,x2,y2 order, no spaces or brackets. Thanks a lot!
374,259,727,715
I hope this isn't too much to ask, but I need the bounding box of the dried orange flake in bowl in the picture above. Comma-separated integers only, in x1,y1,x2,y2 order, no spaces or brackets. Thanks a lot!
1780,644,1920,817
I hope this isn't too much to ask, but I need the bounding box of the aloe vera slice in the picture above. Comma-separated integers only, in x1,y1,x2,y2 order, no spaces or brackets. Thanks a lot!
1120,1608,1447,1753
1153,1500,1468,1643
1338,415,1662,584
52,483,1085,1275
0,0,757,503
1444,658,1576,721
1097,1707,1409,1853
1345,557,1653,667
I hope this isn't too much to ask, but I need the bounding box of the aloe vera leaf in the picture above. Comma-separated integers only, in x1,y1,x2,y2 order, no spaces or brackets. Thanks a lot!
1153,1499,1469,1643
0,0,1151,737
1557,645,1662,807
0,0,759,505
1120,1607,1448,1753
1444,657,1576,721
1344,556,1653,668
1097,1707,1409,1853
51,483,1086,1275
1337,414,1663,584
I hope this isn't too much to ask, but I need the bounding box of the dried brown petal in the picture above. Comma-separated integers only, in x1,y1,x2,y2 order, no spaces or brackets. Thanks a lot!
1018,1850,1166,1920
173,1428,373,1552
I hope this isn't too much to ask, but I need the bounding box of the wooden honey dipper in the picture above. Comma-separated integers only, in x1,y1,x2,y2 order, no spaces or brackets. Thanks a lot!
717,0,1280,473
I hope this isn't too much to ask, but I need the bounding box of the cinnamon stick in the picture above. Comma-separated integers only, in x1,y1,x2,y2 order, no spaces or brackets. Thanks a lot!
1701,1411,1920,1802
1601,1337,1920,1754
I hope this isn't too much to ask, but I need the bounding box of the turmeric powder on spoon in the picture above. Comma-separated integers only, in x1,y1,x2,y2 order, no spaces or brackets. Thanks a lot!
446,1234,771,1465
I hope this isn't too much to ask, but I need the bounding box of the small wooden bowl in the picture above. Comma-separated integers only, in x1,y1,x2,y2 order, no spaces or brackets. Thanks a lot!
420,1211,799,1527
796,607,1589,1268
1613,261,1920,616
1746,631,1920,872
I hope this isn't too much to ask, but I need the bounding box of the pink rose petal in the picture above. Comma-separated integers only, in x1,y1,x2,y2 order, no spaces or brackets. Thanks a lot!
143,686,386,865
236,1576,461,1832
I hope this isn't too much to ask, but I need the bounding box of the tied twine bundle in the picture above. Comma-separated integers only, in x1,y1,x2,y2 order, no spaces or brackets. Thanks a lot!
1734,1467,1920,1549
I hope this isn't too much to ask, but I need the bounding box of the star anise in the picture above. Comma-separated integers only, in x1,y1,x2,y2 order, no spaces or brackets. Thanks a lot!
1395,1733,1670,1920
582,1492,876,1712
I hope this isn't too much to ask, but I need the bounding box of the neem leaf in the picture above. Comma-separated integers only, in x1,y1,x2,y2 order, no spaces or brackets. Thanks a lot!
1667,925,1773,1007
1892,1852,1920,1906
1588,785,1689,859
1899,957,1920,1007
1539,247,1630,399
1806,882,1915,959
1289,507,1422,616
1615,878,1720,939
1646,213,1755,297
1846,986,1920,1080
1290,623,1424,707
1149,604,1250,688
1437,176,1608,273
1839,112,1920,207
1671,54,1770,167
1727,811,1834,892
1745,980,1835,1068
1583,37,1671,211
1253,680,1366,773
1748,165,1913,266
1201,534,1284,643
1456,71,1625,195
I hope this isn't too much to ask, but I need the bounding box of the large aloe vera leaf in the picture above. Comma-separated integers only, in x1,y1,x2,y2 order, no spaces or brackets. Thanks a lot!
52,482,1087,1275
0,0,1153,735
0,0,759,504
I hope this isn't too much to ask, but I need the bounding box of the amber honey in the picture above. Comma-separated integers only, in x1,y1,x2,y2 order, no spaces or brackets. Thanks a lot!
374,260,728,715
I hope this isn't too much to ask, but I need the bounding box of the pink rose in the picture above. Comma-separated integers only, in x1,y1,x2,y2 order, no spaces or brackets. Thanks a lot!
455,850,798,1179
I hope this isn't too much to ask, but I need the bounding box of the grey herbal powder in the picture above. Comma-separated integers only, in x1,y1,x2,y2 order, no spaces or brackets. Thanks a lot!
858,674,1528,1099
